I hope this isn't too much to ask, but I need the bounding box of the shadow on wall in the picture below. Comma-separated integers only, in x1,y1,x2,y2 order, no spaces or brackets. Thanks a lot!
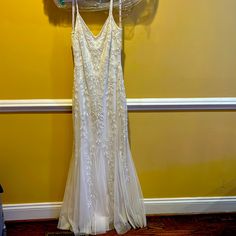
42,0,71,26
123,0,159,39
42,0,159,38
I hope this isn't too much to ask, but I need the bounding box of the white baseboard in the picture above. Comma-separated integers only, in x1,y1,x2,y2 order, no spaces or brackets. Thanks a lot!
3,197,236,221
3,202,61,221
144,197,236,215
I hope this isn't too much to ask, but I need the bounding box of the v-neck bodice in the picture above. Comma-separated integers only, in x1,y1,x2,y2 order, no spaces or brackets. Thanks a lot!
75,13,122,39
72,0,122,40
71,0,123,73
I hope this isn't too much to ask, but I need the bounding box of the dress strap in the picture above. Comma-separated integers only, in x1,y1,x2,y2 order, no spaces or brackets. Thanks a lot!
118,0,122,27
72,0,79,30
109,0,114,15
109,0,122,28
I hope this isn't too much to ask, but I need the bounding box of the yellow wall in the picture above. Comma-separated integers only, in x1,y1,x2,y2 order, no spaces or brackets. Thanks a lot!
1,0,236,98
0,0,236,204
1,112,236,203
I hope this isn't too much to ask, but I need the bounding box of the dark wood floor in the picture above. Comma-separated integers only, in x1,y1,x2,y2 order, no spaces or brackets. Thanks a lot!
5,213,236,236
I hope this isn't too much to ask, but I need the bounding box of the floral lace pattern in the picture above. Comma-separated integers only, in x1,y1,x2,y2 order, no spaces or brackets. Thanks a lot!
58,0,146,235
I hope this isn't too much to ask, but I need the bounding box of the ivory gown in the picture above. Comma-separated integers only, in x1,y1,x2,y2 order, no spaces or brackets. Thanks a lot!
58,0,146,234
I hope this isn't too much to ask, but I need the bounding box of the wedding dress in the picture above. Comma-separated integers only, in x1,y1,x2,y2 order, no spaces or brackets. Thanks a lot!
58,0,146,234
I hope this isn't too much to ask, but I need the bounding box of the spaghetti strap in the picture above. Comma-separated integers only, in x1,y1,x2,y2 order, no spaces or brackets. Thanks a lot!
118,0,122,27
72,0,79,30
109,0,114,15
109,0,122,28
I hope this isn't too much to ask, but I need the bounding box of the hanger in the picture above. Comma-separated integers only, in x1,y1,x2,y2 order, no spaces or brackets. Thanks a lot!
53,0,142,11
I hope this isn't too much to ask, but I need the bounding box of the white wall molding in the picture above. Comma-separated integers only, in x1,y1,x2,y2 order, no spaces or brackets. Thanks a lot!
1,98,236,113
3,202,61,221
3,197,236,221
127,97,236,111
0,99,72,113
